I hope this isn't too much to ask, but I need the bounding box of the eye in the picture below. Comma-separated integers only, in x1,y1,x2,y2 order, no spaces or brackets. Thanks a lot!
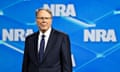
37,17,51,20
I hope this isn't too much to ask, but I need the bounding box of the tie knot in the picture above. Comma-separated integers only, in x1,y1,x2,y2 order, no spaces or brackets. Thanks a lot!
42,35,45,38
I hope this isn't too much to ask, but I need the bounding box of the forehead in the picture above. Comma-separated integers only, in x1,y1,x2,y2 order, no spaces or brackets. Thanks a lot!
37,10,51,17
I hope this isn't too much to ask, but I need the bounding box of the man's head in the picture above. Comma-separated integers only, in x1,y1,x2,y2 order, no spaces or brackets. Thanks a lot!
36,8,52,33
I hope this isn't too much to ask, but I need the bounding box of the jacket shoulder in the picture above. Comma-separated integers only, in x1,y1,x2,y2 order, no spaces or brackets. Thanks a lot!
53,29,68,37
26,31,38,40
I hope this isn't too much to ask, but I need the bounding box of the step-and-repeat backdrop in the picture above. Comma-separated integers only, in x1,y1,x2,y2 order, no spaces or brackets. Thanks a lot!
0,0,120,72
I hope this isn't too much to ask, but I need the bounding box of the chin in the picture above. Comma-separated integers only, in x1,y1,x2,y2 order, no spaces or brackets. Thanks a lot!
40,28,47,32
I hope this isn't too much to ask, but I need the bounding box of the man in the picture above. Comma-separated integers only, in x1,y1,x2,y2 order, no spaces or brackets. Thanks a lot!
22,8,72,72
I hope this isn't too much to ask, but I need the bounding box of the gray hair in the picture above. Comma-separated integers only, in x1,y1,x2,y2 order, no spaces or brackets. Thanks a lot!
36,8,52,17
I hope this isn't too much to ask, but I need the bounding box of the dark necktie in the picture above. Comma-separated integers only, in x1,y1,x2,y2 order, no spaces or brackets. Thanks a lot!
39,35,45,63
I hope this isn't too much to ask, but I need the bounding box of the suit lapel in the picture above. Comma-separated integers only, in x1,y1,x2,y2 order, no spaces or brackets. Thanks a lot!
32,32,40,64
42,29,56,61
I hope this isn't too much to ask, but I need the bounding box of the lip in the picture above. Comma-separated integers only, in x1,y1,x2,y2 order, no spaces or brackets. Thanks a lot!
39,23,47,26
41,23,47,26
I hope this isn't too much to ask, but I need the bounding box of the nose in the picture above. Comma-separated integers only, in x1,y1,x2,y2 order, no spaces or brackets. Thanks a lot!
42,18,47,22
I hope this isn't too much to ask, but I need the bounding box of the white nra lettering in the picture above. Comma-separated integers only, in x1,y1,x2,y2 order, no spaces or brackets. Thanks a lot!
84,29,117,42
2,29,33,41
43,4,76,16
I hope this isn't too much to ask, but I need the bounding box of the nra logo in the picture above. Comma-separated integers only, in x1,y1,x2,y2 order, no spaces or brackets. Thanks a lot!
2,29,33,41
84,29,117,42
43,4,76,16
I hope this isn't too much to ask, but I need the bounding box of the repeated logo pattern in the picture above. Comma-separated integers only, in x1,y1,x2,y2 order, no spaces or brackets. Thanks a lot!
0,0,120,72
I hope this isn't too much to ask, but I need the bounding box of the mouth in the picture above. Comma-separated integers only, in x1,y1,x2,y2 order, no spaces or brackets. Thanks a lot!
41,22,47,25
38,23,47,27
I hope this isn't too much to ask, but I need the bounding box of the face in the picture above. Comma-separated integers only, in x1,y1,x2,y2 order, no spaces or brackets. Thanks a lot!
36,10,52,33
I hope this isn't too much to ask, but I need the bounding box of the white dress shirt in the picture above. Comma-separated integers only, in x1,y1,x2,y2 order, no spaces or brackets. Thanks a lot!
38,27,52,53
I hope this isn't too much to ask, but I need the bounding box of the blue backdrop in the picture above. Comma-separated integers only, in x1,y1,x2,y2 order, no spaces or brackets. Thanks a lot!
0,0,120,72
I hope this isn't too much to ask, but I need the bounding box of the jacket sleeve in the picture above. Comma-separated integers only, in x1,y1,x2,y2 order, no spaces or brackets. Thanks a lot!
61,34,72,72
22,37,29,72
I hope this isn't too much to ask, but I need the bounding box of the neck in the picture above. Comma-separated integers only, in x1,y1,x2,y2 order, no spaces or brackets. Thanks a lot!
41,30,46,33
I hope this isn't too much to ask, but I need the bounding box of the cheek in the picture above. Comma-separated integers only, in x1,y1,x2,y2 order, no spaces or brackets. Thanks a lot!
48,20,52,24
36,19,42,22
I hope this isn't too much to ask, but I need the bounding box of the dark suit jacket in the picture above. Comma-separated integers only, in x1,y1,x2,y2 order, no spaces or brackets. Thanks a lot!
22,29,72,72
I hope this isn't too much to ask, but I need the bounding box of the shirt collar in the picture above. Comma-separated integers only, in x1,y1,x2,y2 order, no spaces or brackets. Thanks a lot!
39,27,52,37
